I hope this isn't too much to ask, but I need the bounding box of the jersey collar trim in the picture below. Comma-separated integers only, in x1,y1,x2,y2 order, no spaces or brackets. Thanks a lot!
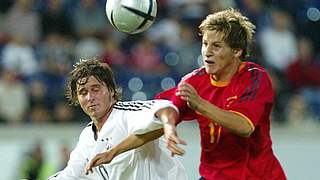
210,62,246,87
91,123,98,141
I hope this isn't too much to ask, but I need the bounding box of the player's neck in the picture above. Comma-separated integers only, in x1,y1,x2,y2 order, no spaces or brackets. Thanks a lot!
214,60,241,82
94,101,115,132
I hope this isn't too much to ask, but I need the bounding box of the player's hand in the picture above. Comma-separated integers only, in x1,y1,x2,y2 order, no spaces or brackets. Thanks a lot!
163,123,186,156
85,150,116,175
176,82,201,110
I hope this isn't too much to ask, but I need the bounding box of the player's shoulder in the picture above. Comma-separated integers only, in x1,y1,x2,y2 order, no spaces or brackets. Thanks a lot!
181,67,207,81
79,122,95,139
113,100,172,112
240,62,270,79
82,122,94,133
242,61,267,74
238,61,272,86
86,121,94,127
113,100,157,111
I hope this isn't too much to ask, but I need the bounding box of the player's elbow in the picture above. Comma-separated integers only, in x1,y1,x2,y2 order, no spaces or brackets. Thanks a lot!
240,131,253,138
238,125,254,137
133,120,162,135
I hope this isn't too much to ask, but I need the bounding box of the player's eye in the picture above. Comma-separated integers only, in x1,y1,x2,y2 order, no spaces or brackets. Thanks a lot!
92,85,101,92
214,44,220,48
78,89,88,96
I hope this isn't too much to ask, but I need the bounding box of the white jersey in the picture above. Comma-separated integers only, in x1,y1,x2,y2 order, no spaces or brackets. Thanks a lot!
48,100,188,180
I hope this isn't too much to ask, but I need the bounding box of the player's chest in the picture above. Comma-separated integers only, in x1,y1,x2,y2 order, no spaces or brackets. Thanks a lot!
91,122,128,154
196,82,240,109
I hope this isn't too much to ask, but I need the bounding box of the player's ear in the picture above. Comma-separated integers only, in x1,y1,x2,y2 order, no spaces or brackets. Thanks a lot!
233,48,243,58
110,89,115,99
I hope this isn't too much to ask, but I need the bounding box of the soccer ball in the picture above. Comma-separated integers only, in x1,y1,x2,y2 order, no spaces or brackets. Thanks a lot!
105,0,157,34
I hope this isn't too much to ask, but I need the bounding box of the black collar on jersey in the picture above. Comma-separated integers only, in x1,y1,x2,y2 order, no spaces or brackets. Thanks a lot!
90,102,116,141
91,123,98,141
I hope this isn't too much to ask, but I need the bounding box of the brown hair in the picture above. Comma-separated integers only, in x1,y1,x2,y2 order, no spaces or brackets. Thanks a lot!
199,8,256,58
66,58,121,105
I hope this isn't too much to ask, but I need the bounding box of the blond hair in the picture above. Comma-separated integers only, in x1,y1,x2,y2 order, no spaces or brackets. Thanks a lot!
199,8,256,58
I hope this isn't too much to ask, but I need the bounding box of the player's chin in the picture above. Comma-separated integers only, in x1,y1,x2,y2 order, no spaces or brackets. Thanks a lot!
88,111,99,118
204,66,217,75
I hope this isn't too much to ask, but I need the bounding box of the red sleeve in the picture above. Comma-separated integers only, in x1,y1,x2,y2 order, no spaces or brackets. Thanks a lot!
228,70,274,127
155,74,197,122
155,87,176,101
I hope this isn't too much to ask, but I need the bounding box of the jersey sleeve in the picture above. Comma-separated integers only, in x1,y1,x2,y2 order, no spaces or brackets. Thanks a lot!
227,70,274,127
155,73,198,122
126,100,178,135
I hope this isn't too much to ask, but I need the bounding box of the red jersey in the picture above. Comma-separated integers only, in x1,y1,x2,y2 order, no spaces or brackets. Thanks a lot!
156,62,286,180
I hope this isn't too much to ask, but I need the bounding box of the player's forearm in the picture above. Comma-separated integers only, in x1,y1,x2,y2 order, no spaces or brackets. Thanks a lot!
111,128,164,157
196,99,253,137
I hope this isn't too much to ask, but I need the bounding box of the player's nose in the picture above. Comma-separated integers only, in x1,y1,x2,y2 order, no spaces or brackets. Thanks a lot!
86,92,95,102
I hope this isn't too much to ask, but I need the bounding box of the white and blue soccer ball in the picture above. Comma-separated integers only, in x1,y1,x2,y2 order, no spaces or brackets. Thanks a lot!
105,0,157,34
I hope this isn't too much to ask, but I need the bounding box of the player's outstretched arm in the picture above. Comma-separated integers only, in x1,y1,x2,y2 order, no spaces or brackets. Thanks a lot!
85,128,164,174
156,107,186,156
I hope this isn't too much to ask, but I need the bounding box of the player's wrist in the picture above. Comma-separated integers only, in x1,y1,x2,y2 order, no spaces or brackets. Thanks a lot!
163,122,175,130
109,146,120,157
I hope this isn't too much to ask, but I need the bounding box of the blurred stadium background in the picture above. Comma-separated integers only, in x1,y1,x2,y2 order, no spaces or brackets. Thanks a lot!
0,0,320,179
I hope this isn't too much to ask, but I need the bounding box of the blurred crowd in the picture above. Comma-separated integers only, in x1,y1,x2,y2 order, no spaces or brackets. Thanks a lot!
0,0,320,127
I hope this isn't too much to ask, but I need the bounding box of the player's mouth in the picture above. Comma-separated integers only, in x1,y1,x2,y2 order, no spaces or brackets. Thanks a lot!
205,60,215,64
89,104,98,109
